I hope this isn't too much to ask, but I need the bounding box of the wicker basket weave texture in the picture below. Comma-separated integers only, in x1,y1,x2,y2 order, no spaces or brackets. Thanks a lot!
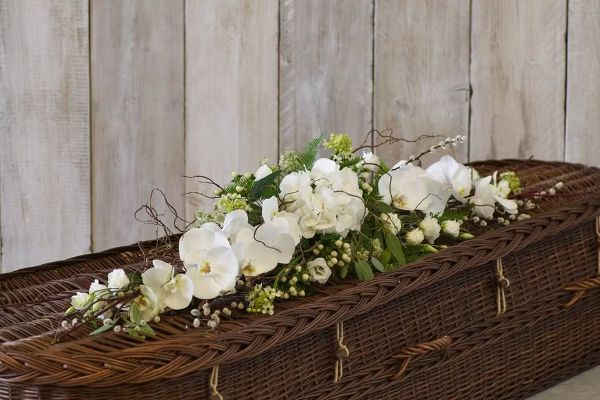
1,160,600,400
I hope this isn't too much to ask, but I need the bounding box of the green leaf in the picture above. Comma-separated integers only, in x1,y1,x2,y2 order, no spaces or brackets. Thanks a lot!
128,329,141,338
340,265,349,279
139,325,155,336
371,257,385,272
380,247,392,266
89,324,113,336
339,157,362,169
375,202,393,214
288,133,323,171
130,303,142,325
250,170,281,199
355,260,374,280
386,233,406,266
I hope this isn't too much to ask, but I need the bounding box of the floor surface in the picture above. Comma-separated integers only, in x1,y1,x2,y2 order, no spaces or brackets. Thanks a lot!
528,366,600,399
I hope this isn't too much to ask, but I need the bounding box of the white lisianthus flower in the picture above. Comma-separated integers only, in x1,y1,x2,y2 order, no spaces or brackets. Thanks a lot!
180,226,239,300
307,258,332,284
360,151,380,171
255,164,273,180
378,164,450,215
405,228,425,245
142,260,194,310
130,285,161,322
426,156,472,201
280,158,367,238
262,196,302,245
381,213,402,235
441,220,461,237
89,279,107,295
71,292,91,310
107,269,130,290
419,215,441,244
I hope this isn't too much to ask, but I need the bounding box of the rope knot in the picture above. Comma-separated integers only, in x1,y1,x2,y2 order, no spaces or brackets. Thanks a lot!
209,366,224,400
496,258,509,316
334,322,350,383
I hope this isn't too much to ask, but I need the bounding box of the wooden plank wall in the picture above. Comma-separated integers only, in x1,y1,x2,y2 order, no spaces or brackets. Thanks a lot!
1,0,599,271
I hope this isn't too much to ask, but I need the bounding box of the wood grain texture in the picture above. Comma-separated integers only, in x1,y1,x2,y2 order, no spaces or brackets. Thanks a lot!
185,0,279,213
565,0,600,167
0,0,90,271
279,0,373,157
374,0,470,167
91,0,185,251
470,0,567,162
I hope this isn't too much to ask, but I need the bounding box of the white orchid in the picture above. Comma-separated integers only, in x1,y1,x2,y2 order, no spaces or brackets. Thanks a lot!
426,156,472,201
221,209,253,241
180,226,239,300
419,215,441,244
107,269,130,290
470,174,518,219
232,223,296,276
307,258,332,284
130,285,161,322
255,164,273,180
89,279,107,295
441,220,461,237
142,260,194,310
405,228,425,245
379,164,450,215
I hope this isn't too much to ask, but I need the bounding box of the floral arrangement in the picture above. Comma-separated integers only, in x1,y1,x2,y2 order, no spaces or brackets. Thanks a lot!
63,132,560,339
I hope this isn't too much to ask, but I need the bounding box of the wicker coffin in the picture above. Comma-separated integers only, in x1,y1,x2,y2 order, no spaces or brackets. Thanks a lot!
2,159,600,400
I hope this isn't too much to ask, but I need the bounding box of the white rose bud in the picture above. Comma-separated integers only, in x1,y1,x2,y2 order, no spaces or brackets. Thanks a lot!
254,164,272,180
70,292,91,310
405,228,425,245
419,215,441,244
107,269,130,290
441,220,461,237
381,213,402,235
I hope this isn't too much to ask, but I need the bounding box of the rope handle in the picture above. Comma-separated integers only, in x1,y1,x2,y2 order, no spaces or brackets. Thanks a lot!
563,216,600,308
496,258,510,316
334,322,350,383
389,335,452,380
209,366,224,400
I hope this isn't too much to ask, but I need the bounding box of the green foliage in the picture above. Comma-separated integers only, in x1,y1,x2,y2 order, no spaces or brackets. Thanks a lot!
403,245,432,264
89,324,113,335
436,207,471,223
371,257,385,272
355,260,374,280
286,133,323,172
130,303,142,325
250,170,281,199
385,233,406,266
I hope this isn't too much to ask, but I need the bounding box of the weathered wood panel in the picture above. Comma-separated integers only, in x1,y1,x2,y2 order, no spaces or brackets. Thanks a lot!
470,0,567,161
91,0,185,251
279,0,373,156
185,0,279,214
0,0,91,271
374,0,471,167
565,0,600,167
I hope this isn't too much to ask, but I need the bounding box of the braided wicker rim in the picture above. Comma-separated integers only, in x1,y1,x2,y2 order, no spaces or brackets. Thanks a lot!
1,159,600,387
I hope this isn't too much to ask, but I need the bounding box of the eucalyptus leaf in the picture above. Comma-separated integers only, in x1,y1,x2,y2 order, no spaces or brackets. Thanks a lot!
380,247,392,266
340,265,349,279
250,170,281,199
386,233,406,266
130,303,142,325
371,257,385,272
90,324,113,336
355,260,374,280
139,325,155,336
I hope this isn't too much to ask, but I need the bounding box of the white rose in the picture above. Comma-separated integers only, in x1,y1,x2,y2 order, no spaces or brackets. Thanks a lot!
419,215,441,244
307,258,332,284
89,279,107,295
361,151,380,171
381,213,402,235
71,292,91,310
255,164,272,180
405,228,424,245
107,269,130,290
441,220,461,237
